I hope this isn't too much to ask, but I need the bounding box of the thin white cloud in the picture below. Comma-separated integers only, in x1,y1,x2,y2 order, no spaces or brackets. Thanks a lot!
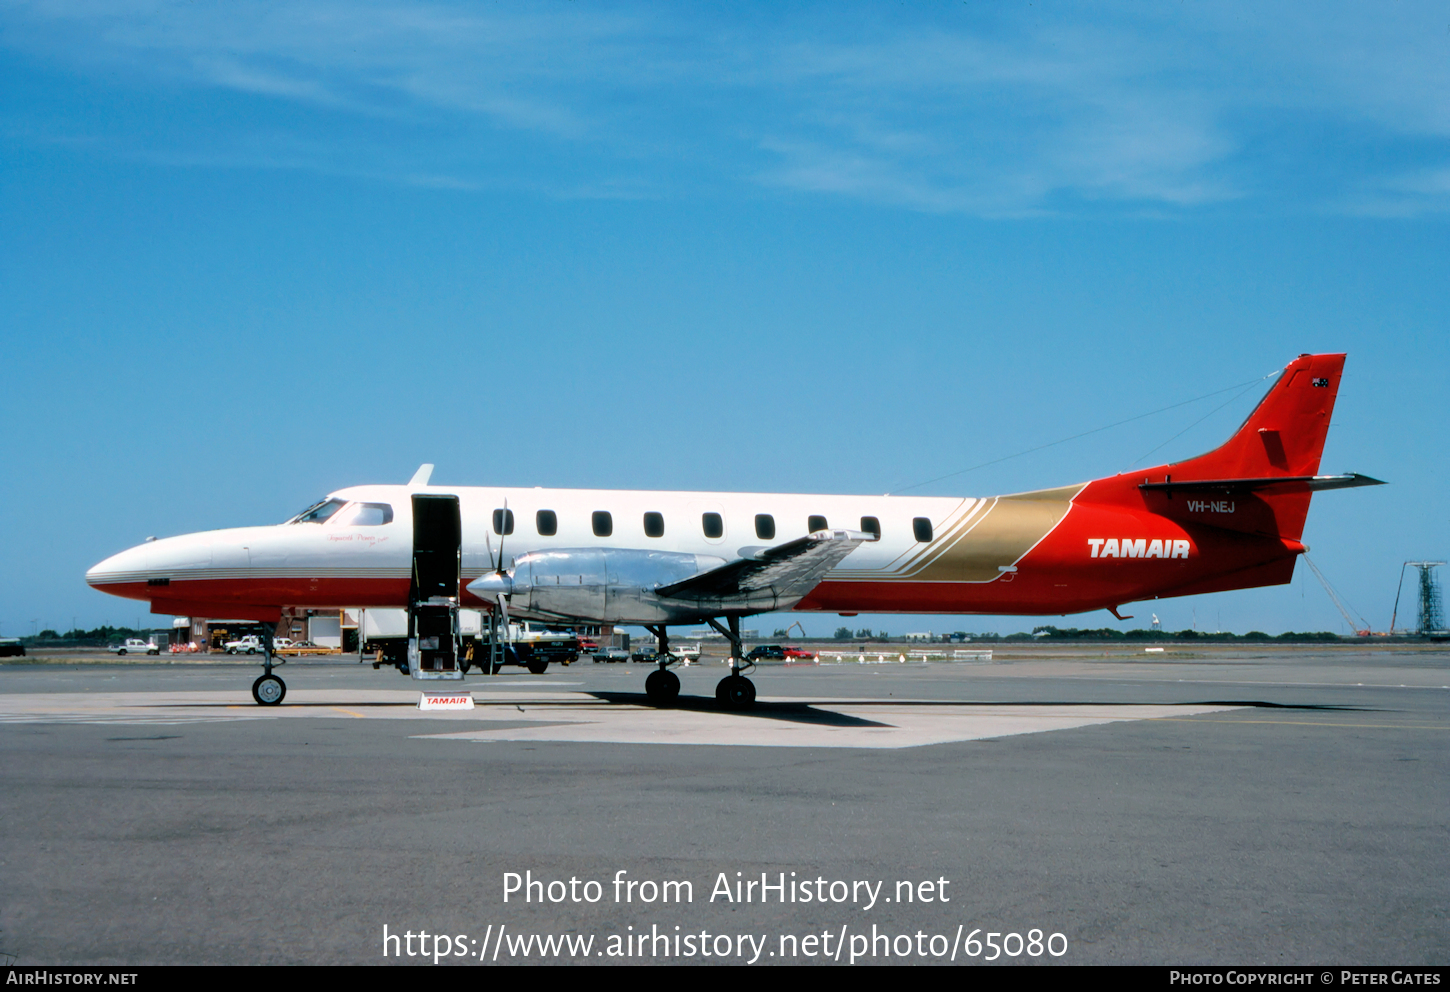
2,0,1447,216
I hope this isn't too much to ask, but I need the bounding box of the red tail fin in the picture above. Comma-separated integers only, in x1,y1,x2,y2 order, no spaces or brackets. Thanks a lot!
1170,353,1344,480
1081,353,1347,541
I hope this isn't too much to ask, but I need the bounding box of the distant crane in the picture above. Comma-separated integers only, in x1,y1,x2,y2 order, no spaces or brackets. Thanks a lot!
1302,554,1372,636
1391,561,1447,636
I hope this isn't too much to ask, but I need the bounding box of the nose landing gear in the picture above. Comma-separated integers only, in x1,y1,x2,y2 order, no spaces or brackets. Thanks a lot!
251,622,286,706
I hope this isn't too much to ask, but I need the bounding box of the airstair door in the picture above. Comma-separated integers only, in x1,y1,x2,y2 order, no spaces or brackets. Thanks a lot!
409,494,464,681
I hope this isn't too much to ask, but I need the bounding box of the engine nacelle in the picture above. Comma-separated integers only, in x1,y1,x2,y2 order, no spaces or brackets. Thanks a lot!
467,548,727,624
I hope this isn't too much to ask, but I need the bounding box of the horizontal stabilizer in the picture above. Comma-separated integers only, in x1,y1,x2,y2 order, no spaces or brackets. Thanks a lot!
1139,473,1385,496
656,529,872,603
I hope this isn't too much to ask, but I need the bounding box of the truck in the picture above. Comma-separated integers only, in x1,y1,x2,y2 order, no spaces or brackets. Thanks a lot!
223,635,265,655
359,609,579,675
111,638,160,656
480,622,581,674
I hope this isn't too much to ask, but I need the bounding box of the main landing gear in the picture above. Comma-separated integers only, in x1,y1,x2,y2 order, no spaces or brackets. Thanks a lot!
251,621,286,706
642,624,680,707
708,616,755,710
636,617,755,710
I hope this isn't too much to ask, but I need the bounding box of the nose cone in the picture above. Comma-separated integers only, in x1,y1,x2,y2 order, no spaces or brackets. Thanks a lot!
87,531,215,601
87,543,151,588
86,542,153,601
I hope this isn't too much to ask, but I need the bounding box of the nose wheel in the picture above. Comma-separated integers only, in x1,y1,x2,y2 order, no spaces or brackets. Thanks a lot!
252,673,286,706
250,621,286,705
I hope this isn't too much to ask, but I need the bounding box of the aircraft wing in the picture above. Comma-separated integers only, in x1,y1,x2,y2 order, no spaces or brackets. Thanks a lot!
655,529,873,611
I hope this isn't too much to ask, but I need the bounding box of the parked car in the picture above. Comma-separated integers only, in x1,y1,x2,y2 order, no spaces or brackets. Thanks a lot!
577,638,600,653
592,648,632,663
782,646,815,659
745,644,786,661
224,635,265,654
111,638,159,656
0,638,25,657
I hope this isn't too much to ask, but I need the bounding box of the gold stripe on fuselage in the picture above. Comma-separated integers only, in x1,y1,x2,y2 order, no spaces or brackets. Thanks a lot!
830,483,1083,583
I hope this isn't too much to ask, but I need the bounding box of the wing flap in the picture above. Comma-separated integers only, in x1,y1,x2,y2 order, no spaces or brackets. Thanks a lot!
655,529,872,605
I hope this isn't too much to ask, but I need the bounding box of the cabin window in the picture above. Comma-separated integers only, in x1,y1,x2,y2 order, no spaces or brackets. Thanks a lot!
592,511,613,537
333,502,393,526
860,516,881,538
913,517,933,542
536,510,557,536
292,498,347,524
492,508,515,535
702,512,724,539
643,512,665,538
755,514,776,540
808,514,828,533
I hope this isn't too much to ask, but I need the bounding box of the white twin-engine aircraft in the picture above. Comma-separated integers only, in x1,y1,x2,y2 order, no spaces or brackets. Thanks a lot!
87,353,1380,709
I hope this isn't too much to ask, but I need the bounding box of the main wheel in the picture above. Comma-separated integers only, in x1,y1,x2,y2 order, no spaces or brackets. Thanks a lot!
645,669,680,706
252,673,286,706
715,675,756,710
527,658,549,675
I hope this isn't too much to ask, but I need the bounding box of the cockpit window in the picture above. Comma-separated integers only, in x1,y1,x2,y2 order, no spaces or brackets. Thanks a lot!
332,502,394,526
290,498,347,524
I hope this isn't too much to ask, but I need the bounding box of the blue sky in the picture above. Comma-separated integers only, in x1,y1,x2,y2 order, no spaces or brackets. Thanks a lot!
1,1,1446,637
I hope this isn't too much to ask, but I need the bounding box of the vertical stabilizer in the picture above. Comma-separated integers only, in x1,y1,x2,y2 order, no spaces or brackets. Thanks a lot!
1080,354,1349,541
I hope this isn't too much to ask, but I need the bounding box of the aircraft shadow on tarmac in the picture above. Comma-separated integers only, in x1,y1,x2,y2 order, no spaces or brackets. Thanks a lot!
153,697,1376,729
588,692,892,727
581,693,1377,726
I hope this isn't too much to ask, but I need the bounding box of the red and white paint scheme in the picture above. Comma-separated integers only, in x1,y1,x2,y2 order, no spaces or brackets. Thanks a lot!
87,353,1379,707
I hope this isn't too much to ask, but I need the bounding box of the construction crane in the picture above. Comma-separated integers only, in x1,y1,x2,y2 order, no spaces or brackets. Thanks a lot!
1302,554,1373,636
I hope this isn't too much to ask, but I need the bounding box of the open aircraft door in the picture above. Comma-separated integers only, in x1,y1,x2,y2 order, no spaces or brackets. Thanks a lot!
408,493,464,681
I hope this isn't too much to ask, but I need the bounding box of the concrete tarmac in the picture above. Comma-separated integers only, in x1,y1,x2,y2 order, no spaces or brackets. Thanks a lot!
1,644,1446,966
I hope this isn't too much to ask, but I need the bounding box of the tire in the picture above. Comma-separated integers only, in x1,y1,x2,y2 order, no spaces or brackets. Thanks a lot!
246,648,256,655
251,673,286,706
715,675,756,710
117,649,127,656
645,669,680,706
527,658,549,675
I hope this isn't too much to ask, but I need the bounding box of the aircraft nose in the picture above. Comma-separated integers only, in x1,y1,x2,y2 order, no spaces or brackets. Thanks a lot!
86,542,151,590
